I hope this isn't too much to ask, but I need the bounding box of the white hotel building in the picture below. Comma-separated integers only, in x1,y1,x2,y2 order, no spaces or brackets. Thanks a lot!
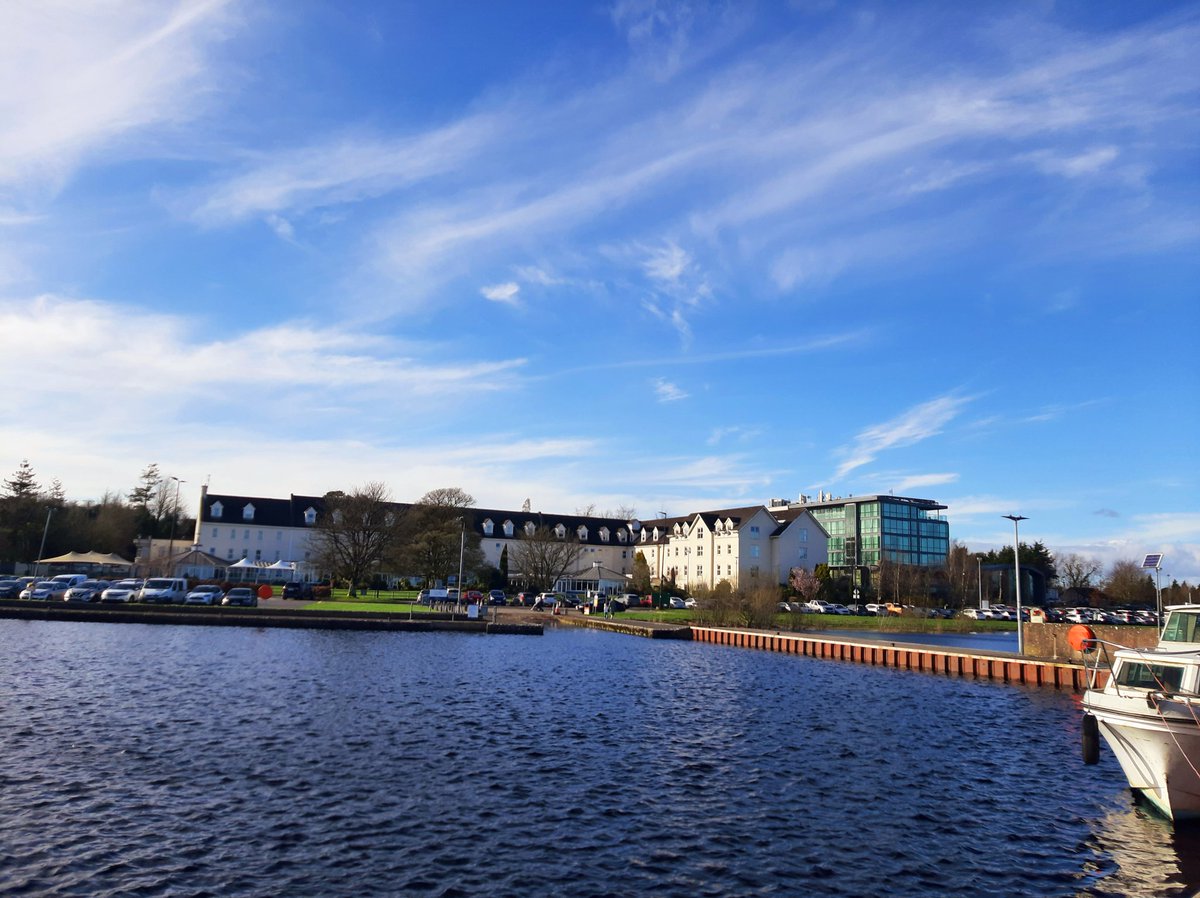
186,484,961,593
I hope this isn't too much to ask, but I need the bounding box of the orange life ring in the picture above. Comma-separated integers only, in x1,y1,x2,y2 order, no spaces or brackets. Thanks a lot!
1067,624,1096,653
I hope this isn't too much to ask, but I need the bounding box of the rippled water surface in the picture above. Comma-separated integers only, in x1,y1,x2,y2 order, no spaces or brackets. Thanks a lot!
2,619,1198,897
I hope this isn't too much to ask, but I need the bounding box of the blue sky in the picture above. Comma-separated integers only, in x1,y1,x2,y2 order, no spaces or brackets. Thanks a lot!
2,1,1197,582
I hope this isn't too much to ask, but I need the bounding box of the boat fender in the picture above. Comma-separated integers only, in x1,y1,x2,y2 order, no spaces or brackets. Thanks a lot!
1082,713,1100,765
1067,624,1096,654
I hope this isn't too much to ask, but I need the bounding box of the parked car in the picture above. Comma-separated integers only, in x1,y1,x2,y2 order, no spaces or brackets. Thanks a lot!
0,577,35,599
50,573,89,589
185,584,224,605
139,578,188,604
21,580,69,601
222,587,258,607
100,580,143,603
463,590,485,605
487,590,507,606
64,579,111,602
281,582,314,599
670,596,689,609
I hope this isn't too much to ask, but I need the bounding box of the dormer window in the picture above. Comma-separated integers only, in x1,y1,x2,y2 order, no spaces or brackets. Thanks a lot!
616,529,626,543
640,529,647,542
243,503,255,521
600,527,610,543
652,527,660,540
304,507,317,525
577,525,588,540
503,520,514,537
673,523,682,536
482,519,494,536
554,523,566,539
525,521,536,536
210,501,224,519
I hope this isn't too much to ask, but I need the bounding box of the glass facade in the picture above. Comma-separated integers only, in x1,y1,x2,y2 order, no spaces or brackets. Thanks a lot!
808,496,948,570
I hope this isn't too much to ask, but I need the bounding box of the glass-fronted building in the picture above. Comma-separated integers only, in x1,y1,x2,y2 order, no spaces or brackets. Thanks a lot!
789,492,949,582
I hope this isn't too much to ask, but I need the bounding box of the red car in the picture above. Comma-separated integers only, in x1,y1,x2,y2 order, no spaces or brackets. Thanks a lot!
464,590,484,604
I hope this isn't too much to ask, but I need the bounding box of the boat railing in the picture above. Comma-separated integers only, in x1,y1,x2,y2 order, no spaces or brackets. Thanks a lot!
1083,637,1200,702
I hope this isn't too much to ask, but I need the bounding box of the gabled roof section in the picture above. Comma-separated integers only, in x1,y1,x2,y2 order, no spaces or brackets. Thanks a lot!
201,493,329,528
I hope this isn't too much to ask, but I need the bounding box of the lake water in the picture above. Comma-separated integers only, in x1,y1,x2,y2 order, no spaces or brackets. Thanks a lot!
2,619,1198,897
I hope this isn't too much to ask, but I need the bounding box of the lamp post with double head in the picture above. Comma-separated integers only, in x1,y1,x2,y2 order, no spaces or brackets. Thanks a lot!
167,477,186,578
1003,514,1028,654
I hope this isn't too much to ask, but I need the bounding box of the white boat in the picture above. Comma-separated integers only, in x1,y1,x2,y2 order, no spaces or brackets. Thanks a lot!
1081,604,1200,821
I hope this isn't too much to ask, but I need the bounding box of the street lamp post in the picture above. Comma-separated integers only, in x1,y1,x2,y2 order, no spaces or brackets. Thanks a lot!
456,517,466,612
976,555,983,608
35,507,54,577
1003,514,1028,655
168,477,186,578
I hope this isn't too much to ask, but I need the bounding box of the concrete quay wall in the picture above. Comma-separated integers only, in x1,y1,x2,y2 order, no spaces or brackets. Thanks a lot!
0,600,542,635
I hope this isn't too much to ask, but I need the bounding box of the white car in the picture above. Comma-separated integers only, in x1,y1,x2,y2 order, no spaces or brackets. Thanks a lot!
185,584,224,605
101,580,143,603
683,597,697,609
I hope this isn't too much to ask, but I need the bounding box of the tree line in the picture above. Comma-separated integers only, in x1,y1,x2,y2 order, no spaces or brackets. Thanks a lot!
0,461,193,570
310,483,598,595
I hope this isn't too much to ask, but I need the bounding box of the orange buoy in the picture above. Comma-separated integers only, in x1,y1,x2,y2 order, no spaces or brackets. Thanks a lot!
257,584,273,600
1067,624,1096,653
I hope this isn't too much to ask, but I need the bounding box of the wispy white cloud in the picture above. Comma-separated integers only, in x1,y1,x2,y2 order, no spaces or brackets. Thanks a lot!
0,0,235,195
835,394,973,478
0,294,527,427
653,378,688,402
481,282,521,305
179,115,503,226
894,472,959,493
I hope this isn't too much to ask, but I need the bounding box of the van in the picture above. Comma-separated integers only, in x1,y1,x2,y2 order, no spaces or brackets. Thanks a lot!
139,578,188,604
50,573,88,588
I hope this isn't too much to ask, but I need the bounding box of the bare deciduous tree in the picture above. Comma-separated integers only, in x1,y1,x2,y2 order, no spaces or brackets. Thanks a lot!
508,525,584,592
309,482,403,594
1057,552,1103,590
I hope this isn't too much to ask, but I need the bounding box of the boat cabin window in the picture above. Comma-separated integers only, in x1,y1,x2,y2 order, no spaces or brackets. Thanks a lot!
1115,661,1186,692
1161,611,1199,644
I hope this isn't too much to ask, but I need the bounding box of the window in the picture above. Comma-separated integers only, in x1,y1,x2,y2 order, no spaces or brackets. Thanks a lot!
211,528,218,538
750,546,760,558
304,507,317,525
697,545,703,556
525,521,536,536
798,527,807,542
243,503,255,521
554,524,566,539
617,529,626,543
798,547,808,559
577,526,588,540
257,531,263,540
482,519,494,536
599,528,610,543
244,530,250,540
1116,662,1185,692
227,548,234,559
503,520,514,537
750,525,760,535
210,501,223,519
697,566,703,576
1162,612,1199,644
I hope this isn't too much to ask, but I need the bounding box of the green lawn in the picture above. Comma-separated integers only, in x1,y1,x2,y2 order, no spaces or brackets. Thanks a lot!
305,600,429,614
